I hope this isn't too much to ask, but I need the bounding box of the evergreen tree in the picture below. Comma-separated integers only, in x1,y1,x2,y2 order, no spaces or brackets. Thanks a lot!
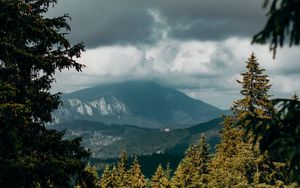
165,164,172,187
115,150,130,187
191,135,210,185
100,165,113,188
251,0,300,182
172,135,210,188
232,52,289,185
246,96,300,183
232,52,274,122
110,165,119,188
207,116,257,187
128,157,147,188
151,164,171,188
207,118,285,187
82,163,100,188
99,165,120,188
208,53,289,187
0,0,89,187
252,0,300,58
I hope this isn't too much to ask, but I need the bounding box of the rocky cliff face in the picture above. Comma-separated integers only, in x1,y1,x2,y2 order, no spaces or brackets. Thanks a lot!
51,81,224,128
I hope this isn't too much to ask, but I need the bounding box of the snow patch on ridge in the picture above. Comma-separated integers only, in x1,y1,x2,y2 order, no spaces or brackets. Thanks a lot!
76,104,93,116
90,98,110,115
50,95,130,125
89,96,128,115
68,98,82,107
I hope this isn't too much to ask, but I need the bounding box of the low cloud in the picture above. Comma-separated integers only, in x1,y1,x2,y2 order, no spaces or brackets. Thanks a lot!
48,1,299,109
53,37,299,109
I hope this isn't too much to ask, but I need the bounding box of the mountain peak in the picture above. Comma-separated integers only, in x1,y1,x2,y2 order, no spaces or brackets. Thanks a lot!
53,80,224,128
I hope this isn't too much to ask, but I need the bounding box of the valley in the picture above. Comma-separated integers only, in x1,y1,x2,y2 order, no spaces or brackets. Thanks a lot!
49,81,226,158
51,118,223,158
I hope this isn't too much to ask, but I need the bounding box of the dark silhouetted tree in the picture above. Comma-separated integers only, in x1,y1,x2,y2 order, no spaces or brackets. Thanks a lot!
252,0,300,58
243,96,300,183
250,0,300,184
0,0,91,187
81,163,100,188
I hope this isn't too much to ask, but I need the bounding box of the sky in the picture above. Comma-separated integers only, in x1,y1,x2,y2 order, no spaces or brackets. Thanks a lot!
48,0,300,109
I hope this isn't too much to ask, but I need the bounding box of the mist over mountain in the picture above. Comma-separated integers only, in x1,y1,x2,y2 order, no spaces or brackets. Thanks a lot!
52,81,224,128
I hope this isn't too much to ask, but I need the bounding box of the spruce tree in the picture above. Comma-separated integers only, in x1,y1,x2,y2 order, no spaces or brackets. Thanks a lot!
247,96,300,183
0,0,90,187
112,165,120,188
128,157,147,188
100,165,112,188
207,118,284,186
208,53,289,187
165,163,171,184
115,150,129,187
151,164,171,188
232,52,289,185
151,165,164,188
207,116,258,187
172,135,210,188
82,163,100,188
252,0,300,58
251,0,300,181
232,52,274,121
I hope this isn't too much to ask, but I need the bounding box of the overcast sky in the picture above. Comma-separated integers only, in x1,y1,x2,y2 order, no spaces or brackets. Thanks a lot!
49,0,300,109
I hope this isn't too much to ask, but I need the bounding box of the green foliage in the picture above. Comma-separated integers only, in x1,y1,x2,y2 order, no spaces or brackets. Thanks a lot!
231,52,300,185
151,164,171,188
251,0,300,184
81,163,100,188
53,117,222,159
127,158,147,188
208,53,290,187
91,152,183,179
232,52,274,121
243,96,300,183
252,0,300,57
100,165,118,188
100,165,110,188
99,151,149,188
208,113,288,187
0,0,90,187
208,116,257,187
134,153,183,179
172,135,210,188
114,150,130,187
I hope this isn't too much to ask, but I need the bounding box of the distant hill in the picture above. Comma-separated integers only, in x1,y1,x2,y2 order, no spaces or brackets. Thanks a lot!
51,118,223,159
51,81,224,128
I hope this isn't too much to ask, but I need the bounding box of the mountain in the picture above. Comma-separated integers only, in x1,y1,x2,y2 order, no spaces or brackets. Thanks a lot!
51,81,224,128
52,118,223,159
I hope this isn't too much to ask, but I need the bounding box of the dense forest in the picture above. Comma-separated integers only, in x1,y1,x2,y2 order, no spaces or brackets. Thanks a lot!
0,0,299,187
88,53,299,187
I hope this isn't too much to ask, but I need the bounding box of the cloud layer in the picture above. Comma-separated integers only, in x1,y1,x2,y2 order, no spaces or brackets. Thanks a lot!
48,0,300,109
53,37,300,109
48,0,266,48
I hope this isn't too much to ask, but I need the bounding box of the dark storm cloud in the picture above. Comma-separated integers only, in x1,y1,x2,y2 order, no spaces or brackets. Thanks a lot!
48,0,156,47
48,0,266,48
154,0,266,41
